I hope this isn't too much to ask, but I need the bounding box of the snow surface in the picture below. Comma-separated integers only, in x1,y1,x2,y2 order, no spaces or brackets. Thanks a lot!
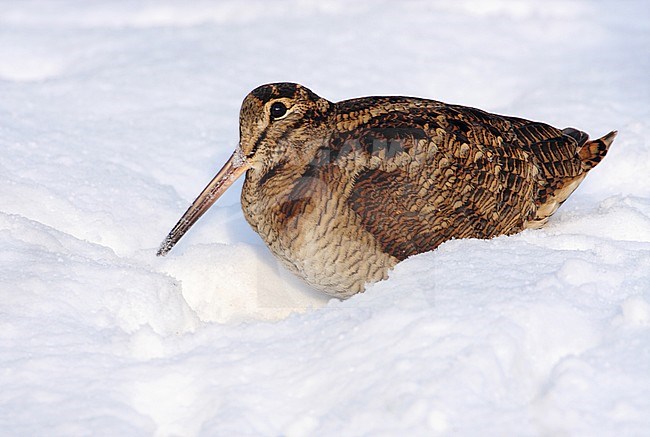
1,0,649,435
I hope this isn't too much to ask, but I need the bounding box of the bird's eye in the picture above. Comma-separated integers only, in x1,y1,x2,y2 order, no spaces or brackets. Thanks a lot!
270,102,288,119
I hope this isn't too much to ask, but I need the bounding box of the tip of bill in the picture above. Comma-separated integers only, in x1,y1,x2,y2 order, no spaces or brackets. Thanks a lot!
156,236,173,256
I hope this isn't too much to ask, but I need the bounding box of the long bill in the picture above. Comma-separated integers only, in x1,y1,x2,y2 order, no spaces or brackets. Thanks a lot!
156,150,250,256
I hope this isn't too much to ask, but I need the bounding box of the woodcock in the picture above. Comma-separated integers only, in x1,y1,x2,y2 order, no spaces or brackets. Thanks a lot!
157,83,616,298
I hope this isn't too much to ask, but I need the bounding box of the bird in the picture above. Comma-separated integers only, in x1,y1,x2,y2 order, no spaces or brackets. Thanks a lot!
157,82,616,298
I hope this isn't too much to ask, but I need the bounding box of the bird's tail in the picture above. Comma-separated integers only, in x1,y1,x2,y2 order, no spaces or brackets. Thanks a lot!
577,130,617,171
526,128,617,229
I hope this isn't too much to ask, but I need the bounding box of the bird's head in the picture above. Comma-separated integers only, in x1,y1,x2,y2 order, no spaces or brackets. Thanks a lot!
239,82,332,173
157,83,331,256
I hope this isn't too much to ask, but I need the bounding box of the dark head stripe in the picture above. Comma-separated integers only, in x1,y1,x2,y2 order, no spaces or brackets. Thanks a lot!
251,83,300,104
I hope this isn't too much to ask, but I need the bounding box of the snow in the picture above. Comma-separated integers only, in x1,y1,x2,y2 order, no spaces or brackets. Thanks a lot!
1,0,649,435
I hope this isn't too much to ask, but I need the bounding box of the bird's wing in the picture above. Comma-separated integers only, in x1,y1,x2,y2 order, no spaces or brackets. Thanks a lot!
330,101,578,260
499,114,594,223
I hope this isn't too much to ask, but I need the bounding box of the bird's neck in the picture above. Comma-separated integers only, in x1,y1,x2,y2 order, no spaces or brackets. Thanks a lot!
240,159,316,233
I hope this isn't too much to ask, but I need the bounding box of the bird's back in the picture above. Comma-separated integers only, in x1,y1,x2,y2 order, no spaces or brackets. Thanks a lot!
326,96,616,260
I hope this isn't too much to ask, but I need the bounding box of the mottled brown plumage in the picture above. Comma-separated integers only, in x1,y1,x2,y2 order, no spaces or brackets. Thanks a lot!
157,83,616,298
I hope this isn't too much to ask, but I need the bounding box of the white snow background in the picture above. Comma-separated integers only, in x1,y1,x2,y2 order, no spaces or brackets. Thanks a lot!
1,0,649,435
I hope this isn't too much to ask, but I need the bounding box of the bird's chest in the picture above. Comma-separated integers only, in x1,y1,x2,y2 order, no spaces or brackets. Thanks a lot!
240,177,336,271
240,176,395,297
